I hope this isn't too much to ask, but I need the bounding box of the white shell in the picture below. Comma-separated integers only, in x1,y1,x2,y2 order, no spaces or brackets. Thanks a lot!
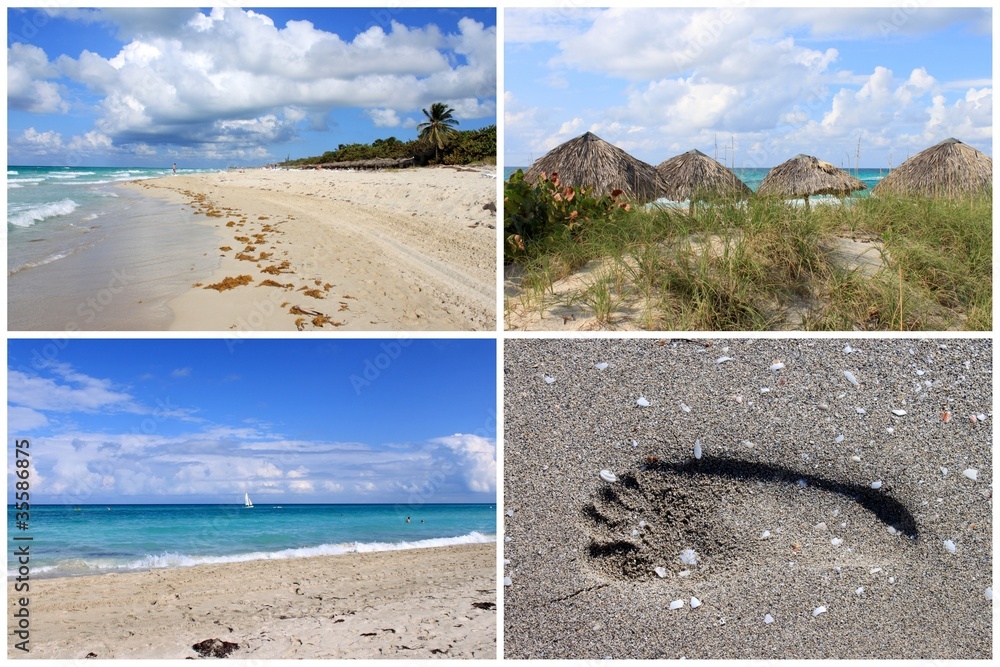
831,538,843,547
678,569,691,577
503,576,512,586
654,566,667,578
941,467,948,475
856,407,867,414
543,375,556,384
631,529,639,537
694,440,702,460
892,409,907,416
504,558,510,565
835,435,844,443
599,469,617,483
770,362,785,371
680,401,691,413
986,587,993,601
504,536,511,542
871,480,882,489
595,362,609,370
760,530,771,539
690,597,702,608
636,396,650,407
764,613,775,624
506,509,514,517
844,370,859,386
669,599,684,610
851,455,861,462
813,606,827,616
843,344,854,354
943,539,956,553
963,468,978,481
679,548,698,565
638,520,647,528
855,587,864,596
716,356,733,364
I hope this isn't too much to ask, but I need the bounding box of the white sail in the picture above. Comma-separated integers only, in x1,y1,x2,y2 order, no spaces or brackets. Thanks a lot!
244,492,253,508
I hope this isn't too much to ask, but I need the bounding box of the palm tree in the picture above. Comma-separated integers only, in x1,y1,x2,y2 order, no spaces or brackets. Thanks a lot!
417,102,459,162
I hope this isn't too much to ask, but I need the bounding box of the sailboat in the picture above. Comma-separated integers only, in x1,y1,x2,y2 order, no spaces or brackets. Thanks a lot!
244,492,254,508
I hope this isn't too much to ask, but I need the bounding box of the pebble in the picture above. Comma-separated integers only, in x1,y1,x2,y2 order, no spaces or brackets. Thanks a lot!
764,613,775,624
669,599,685,610
636,397,650,407
600,469,617,483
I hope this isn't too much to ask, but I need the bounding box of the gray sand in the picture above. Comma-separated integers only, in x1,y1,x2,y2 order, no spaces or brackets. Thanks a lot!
503,338,991,659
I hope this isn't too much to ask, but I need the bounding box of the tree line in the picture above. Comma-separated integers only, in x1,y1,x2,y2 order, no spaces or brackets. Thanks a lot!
280,103,496,168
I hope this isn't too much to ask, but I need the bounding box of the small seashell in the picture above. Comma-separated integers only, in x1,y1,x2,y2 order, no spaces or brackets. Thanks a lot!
506,509,514,517
814,522,827,531
797,479,808,488
831,538,843,547
760,530,771,539
977,413,987,422
632,529,639,537
639,520,647,528
654,566,667,578
543,375,556,384
943,539,956,554
986,587,993,601
680,401,691,413
835,435,844,443
504,558,511,565
760,387,771,393
941,467,948,476
504,536,511,542
856,407,867,414
813,606,827,617
871,481,882,489
595,362,609,370
886,427,895,434
636,396,650,407
679,548,698,565
716,356,733,364
764,613,775,624
694,440,702,460
843,344,854,354
963,469,978,481
851,455,861,462
889,577,895,584
892,409,906,416
632,439,638,447
844,370,859,386
678,569,691,577
690,597,702,609
855,587,864,596
600,469,617,483
870,567,882,574
503,576,512,586
916,370,925,376
887,526,897,535
942,411,952,423
770,362,785,371
669,599,684,610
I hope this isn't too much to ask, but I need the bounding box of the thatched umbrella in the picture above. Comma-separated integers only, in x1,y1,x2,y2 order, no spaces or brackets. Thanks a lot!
655,149,752,215
524,131,662,202
757,154,866,209
872,138,992,199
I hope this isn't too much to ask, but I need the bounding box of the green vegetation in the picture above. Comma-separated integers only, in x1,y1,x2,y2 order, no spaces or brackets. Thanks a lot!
504,170,991,331
281,102,495,168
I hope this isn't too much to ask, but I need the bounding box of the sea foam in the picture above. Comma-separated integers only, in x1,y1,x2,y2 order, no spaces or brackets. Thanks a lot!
9,199,79,228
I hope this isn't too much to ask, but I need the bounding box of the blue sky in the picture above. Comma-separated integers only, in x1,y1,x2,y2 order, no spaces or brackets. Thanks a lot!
505,7,991,168
8,7,496,167
8,339,497,504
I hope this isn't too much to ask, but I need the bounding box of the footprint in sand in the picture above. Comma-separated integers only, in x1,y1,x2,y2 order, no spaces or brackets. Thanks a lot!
583,456,918,581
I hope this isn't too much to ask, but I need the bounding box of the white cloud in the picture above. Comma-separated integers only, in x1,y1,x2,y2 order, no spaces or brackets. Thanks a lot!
7,42,68,113
8,366,133,412
431,434,496,493
367,108,401,127
8,406,49,430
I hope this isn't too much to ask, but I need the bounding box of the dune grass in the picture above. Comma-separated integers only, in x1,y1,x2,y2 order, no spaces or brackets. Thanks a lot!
505,192,990,331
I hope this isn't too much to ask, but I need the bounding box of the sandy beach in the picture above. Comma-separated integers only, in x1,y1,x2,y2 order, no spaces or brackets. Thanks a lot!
9,542,495,659
119,166,497,331
503,338,992,659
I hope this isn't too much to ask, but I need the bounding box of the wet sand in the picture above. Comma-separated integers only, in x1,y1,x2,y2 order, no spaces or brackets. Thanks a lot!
9,543,495,659
120,166,497,331
503,338,992,659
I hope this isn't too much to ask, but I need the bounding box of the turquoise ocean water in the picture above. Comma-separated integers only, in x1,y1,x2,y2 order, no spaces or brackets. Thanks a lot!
8,503,496,580
504,166,889,200
7,166,223,330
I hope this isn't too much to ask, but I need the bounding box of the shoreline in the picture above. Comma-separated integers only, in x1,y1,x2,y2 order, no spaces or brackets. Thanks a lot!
120,166,497,331
9,541,496,659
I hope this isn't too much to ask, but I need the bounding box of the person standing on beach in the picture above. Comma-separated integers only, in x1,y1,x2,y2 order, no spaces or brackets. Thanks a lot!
172,163,177,175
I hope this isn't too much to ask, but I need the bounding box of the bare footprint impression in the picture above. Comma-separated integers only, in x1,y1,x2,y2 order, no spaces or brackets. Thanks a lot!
503,338,992,659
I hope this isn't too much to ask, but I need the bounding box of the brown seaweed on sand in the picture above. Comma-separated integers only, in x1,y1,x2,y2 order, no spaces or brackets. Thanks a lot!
204,275,253,291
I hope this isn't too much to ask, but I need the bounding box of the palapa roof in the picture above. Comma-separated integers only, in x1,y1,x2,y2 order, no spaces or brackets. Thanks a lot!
655,149,752,202
871,138,992,199
524,131,662,202
757,154,867,199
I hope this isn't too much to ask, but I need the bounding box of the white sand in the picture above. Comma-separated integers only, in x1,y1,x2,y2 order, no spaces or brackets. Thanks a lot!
120,166,497,331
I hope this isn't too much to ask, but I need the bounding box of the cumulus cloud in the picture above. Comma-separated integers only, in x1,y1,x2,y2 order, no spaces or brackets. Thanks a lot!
35,7,495,156
431,434,496,493
7,42,68,113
